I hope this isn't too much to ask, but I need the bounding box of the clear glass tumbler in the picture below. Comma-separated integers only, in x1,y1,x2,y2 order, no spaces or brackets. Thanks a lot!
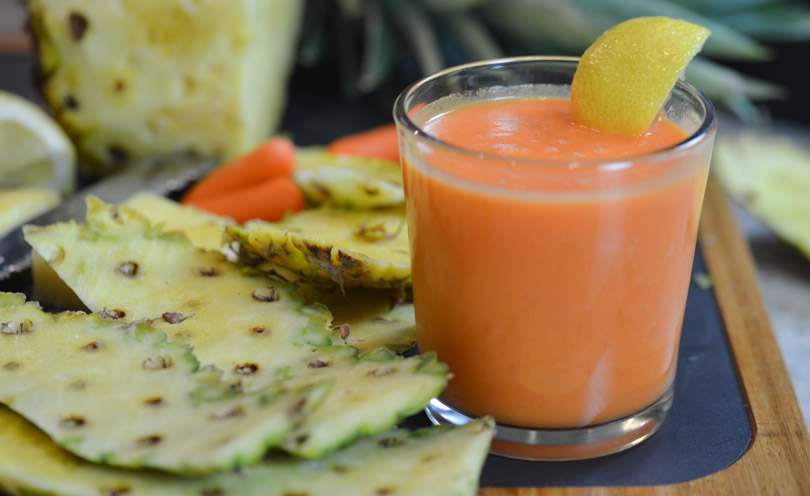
393,57,716,460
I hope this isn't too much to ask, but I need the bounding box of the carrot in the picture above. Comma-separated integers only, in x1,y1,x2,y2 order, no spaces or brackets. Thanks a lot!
182,137,296,204
327,124,400,163
186,176,304,223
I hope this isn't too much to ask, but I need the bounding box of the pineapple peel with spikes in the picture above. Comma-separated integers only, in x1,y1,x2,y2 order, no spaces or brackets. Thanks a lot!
0,403,493,496
0,293,329,475
23,198,448,459
293,148,405,210
24,197,337,392
296,284,416,354
227,206,411,290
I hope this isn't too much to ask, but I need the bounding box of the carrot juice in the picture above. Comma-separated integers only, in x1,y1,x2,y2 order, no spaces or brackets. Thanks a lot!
394,58,717,458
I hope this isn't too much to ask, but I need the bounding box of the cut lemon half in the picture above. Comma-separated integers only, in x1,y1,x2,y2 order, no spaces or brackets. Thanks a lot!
0,187,60,238
571,17,711,136
0,90,76,195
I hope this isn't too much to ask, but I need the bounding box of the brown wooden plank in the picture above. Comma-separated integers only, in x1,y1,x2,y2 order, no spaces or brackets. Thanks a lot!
480,178,810,495
0,33,30,55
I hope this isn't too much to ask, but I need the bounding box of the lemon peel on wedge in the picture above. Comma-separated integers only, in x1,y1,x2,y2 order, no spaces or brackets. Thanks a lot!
571,17,711,136
0,90,76,195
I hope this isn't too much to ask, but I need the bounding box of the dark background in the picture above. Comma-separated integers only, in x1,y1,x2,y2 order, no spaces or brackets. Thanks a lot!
284,1,810,137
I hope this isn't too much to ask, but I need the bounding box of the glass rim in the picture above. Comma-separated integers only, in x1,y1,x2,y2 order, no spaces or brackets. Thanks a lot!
393,55,717,168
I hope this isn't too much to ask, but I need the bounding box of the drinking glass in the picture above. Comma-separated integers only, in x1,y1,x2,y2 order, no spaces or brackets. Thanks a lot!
393,57,716,460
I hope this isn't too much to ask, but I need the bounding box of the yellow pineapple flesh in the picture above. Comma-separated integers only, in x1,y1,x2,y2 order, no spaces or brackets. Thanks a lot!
27,0,304,174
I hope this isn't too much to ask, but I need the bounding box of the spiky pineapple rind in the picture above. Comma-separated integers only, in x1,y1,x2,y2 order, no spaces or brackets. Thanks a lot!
0,403,493,496
24,197,337,390
25,197,450,465
0,293,327,475
294,148,405,210
295,284,416,354
227,206,411,290
281,350,450,458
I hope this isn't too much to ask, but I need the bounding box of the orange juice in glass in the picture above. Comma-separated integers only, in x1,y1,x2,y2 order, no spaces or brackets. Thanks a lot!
393,57,716,460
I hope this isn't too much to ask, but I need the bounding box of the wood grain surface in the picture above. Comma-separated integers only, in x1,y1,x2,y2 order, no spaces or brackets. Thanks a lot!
481,178,810,495
0,33,29,55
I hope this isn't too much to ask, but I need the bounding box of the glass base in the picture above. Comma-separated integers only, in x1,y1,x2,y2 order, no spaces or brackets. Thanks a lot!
425,385,674,461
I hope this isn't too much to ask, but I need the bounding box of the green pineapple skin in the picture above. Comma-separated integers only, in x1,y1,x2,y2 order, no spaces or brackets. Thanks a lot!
24,198,447,459
281,350,448,458
123,192,233,252
24,197,337,393
228,206,411,290
295,284,416,354
0,293,328,475
31,192,233,310
0,404,493,496
294,148,405,210
27,0,304,175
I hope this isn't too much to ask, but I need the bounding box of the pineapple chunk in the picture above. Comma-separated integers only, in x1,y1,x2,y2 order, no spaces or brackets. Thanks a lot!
28,0,304,174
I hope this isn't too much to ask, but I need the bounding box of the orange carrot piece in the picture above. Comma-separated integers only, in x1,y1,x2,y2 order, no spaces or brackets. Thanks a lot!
182,137,296,204
327,124,400,163
186,177,304,223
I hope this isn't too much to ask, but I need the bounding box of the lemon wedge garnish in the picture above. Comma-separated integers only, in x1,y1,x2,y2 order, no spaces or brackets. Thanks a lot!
0,90,76,195
571,17,711,136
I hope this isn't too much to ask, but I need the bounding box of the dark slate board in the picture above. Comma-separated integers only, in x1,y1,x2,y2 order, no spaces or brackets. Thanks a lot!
0,55,752,488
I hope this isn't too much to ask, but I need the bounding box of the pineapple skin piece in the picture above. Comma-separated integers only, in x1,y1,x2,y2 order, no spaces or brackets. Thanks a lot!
24,198,336,393
24,198,448,459
31,192,232,310
713,132,810,261
124,192,234,252
0,293,328,475
31,251,86,310
228,206,411,290
28,0,304,174
295,284,416,354
127,193,417,354
0,404,493,496
294,148,405,210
